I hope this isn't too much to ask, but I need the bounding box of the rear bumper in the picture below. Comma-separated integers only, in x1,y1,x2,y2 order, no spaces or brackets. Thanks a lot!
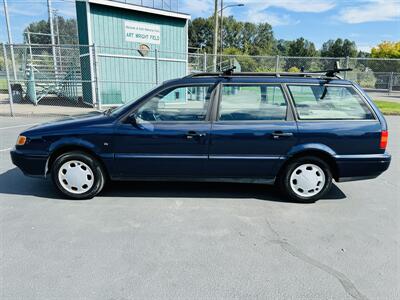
10,149,48,178
334,153,391,182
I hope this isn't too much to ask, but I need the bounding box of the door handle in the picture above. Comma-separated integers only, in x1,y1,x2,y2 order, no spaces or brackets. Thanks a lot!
272,131,293,139
186,131,206,139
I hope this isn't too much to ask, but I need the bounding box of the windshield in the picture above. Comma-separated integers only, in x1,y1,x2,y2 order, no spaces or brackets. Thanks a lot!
108,84,164,117
107,96,142,117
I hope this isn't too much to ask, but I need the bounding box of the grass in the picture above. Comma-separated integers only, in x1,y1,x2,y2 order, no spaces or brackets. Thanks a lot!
373,100,400,116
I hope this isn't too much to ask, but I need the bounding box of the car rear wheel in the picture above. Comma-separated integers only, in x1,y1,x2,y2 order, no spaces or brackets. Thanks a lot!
52,151,105,199
279,156,332,203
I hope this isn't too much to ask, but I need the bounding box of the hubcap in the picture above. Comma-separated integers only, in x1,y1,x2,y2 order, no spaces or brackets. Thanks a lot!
289,163,325,198
58,160,94,194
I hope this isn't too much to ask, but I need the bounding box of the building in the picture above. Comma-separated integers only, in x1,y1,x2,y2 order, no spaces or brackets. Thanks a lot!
76,0,190,106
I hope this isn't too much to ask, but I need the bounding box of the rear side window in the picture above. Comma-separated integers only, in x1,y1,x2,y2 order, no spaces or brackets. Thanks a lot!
218,84,287,121
288,85,374,120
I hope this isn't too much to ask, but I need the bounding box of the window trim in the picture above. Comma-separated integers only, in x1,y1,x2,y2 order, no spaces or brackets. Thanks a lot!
121,82,219,124
214,83,294,123
286,83,378,122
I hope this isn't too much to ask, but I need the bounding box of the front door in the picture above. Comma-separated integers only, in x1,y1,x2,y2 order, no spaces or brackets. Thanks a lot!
208,83,298,179
113,84,216,178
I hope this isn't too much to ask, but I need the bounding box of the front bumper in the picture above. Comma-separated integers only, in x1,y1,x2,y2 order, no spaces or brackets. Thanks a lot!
335,153,391,182
10,149,48,178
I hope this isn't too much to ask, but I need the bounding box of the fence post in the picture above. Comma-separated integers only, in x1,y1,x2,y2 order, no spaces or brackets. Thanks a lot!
3,44,14,116
89,44,98,108
93,44,102,110
275,55,280,72
203,52,207,72
155,49,159,85
388,72,394,95
344,56,350,79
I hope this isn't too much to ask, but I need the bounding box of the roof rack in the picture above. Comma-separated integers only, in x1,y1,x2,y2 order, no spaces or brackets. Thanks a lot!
185,61,352,80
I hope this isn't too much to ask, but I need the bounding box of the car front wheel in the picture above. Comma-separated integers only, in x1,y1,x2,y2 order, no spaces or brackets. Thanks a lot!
52,151,105,199
280,156,333,203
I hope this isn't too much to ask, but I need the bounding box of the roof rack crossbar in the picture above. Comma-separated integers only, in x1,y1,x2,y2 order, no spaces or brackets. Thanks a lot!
185,71,338,79
185,61,352,80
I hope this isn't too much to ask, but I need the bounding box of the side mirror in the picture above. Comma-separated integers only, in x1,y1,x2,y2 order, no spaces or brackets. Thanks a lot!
126,113,139,127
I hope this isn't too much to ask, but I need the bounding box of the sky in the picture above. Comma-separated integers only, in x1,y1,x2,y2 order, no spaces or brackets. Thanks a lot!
1,0,399,52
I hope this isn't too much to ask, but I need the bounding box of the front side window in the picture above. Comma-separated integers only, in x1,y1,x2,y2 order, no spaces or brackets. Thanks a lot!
136,85,213,122
288,85,374,120
218,84,287,121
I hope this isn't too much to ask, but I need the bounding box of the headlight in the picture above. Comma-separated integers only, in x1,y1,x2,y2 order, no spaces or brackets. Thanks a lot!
16,135,27,146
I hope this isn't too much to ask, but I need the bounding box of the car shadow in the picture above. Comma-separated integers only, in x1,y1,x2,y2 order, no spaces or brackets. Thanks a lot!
0,167,347,203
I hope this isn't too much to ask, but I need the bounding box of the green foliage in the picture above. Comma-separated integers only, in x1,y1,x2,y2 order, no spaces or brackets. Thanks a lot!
276,39,291,56
0,55,4,71
354,69,377,88
367,42,400,72
321,39,358,58
287,38,317,57
189,15,277,55
188,17,214,51
25,20,50,44
371,41,400,58
24,16,77,45
374,100,400,115
288,66,300,72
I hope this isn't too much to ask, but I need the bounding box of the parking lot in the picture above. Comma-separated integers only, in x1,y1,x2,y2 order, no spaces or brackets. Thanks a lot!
0,116,399,299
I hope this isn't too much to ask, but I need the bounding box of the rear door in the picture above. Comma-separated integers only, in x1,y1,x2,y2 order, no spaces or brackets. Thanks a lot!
207,82,298,179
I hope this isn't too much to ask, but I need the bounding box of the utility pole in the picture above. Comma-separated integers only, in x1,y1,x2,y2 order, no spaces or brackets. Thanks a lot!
53,9,62,72
47,0,58,78
3,0,17,80
212,0,219,72
220,0,223,55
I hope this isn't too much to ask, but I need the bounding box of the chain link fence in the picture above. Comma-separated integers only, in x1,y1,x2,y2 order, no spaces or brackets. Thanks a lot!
1,43,399,117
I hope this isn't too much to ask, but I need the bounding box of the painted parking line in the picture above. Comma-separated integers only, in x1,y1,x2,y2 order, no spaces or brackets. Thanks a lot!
0,123,38,130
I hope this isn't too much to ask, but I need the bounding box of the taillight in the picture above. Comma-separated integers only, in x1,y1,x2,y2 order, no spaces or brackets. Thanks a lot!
380,130,388,150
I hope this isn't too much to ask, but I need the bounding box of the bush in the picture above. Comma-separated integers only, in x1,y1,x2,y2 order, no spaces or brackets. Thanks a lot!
288,66,300,72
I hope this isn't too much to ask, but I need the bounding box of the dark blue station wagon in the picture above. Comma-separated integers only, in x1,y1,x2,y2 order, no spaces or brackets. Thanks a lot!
11,71,391,202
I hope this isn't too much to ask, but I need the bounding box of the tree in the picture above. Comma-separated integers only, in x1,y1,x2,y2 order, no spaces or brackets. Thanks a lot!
23,16,77,45
276,39,291,56
287,38,317,57
188,17,213,52
283,38,317,71
370,41,400,72
25,20,51,44
189,15,277,56
371,41,400,58
321,38,358,57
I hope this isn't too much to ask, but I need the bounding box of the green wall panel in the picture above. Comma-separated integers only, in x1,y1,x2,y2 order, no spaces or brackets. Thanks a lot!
78,2,188,105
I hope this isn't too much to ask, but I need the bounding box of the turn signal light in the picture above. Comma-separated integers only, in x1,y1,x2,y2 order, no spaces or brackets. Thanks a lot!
16,135,27,146
380,130,388,150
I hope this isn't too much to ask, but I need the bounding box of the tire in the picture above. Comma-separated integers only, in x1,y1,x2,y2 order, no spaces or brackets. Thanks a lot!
279,156,332,203
51,151,105,199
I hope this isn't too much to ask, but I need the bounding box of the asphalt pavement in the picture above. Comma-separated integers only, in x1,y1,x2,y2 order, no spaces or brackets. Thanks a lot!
0,116,399,299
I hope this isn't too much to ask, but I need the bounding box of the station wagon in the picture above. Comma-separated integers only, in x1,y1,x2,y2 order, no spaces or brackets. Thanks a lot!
11,67,391,202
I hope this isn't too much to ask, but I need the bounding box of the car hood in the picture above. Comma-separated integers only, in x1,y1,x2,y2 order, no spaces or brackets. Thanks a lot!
23,111,112,135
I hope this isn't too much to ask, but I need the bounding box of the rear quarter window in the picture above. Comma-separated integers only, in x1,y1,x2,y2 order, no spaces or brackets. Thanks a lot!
288,85,375,120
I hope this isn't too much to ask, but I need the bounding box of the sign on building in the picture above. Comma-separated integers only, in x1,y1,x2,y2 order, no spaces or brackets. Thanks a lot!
125,21,161,44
